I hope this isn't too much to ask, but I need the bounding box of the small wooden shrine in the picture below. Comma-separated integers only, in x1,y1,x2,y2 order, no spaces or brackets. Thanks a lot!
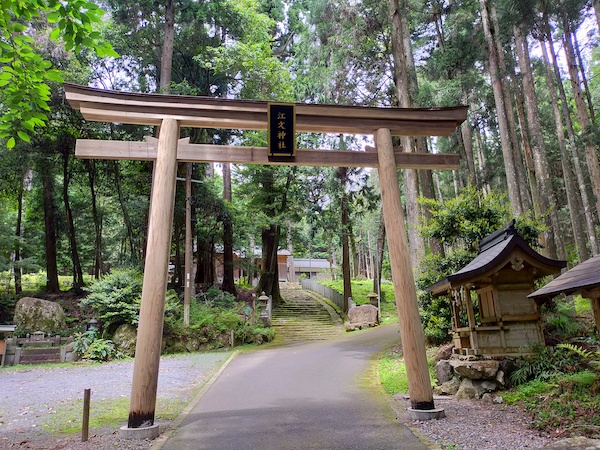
529,254,600,337
427,221,566,356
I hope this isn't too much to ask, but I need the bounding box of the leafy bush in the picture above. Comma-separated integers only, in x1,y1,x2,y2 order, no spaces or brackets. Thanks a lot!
197,285,237,308
543,300,588,343
510,344,584,385
73,330,123,361
235,322,276,344
80,269,143,334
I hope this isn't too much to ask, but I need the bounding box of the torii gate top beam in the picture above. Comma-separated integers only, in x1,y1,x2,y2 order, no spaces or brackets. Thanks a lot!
64,83,467,137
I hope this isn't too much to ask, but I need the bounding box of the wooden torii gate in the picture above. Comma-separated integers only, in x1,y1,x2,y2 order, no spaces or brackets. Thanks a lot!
64,83,467,434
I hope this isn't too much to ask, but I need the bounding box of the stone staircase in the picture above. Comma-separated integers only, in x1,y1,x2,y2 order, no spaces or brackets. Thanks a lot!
272,284,345,343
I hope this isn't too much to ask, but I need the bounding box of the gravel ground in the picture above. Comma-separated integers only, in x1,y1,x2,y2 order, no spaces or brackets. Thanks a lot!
394,395,554,450
2,353,560,450
0,351,230,449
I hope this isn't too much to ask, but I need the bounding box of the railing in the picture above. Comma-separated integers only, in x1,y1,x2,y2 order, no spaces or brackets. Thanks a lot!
301,278,345,311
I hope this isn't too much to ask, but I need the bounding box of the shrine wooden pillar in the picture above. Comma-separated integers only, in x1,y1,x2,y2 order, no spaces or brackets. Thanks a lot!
375,128,434,411
127,118,180,429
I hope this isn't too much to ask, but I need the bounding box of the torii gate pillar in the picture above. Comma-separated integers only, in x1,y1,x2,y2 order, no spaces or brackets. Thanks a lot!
375,128,441,418
126,118,180,432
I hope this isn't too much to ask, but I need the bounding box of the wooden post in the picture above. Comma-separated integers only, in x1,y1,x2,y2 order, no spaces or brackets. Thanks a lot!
591,296,600,337
184,162,192,326
82,388,91,442
375,128,434,411
128,118,180,428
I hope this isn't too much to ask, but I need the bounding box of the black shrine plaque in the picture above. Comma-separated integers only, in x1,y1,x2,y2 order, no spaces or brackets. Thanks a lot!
268,102,296,159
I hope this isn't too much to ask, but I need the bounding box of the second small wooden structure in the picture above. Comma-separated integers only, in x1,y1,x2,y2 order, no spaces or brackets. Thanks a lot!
427,221,566,356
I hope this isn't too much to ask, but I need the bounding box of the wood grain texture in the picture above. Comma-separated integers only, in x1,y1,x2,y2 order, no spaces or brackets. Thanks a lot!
75,140,460,169
128,118,179,428
65,83,467,137
375,128,434,409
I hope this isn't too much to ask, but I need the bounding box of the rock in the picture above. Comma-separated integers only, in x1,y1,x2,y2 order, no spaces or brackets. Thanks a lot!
456,378,497,399
493,395,504,404
13,297,67,334
535,437,600,449
450,359,499,380
455,378,479,399
112,324,137,356
481,393,493,403
435,343,454,361
347,304,378,327
496,369,506,385
499,359,518,384
433,377,460,396
345,322,360,332
476,380,498,393
436,360,453,384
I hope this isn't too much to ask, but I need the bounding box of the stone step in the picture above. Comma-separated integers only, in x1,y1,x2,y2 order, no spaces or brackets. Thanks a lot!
272,288,344,343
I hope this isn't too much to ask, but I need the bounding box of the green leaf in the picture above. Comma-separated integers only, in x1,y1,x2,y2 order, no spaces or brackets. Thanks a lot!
17,130,30,143
6,137,15,149
47,11,61,23
49,27,60,41
44,70,63,82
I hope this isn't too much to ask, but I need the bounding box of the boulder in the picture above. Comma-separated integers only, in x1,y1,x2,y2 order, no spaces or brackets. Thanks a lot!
435,343,454,361
112,324,138,356
13,297,67,334
450,359,499,380
347,304,378,328
433,377,461,396
456,378,497,399
436,360,454,384
455,378,479,399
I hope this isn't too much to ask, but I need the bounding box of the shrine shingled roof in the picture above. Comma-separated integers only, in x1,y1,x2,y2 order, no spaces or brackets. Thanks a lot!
528,254,600,301
426,221,566,295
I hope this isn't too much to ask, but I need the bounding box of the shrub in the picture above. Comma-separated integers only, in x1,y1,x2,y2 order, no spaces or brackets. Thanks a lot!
80,269,143,335
510,344,584,385
73,330,123,361
197,285,237,308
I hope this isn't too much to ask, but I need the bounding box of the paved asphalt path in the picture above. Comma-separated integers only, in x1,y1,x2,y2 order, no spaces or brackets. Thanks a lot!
160,324,428,450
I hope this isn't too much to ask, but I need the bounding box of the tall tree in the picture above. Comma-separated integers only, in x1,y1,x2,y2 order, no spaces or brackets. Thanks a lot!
479,0,525,215
513,21,564,258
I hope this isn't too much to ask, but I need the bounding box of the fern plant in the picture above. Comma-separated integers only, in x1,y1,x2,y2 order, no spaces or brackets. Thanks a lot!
557,343,600,371
510,344,583,385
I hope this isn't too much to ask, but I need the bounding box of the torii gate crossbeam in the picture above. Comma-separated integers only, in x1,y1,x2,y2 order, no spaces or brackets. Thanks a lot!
64,83,467,435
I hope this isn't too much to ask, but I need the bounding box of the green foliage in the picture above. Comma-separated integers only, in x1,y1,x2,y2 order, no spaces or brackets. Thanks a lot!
72,330,123,361
417,186,546,344
197,285,237,308
235,322,276,344
558,343,600,371
543,299,587,341
379,356,409,394
504,371,600,438
509,344,584,385
502,379,556,404
80,269,143,333
0,0,117,143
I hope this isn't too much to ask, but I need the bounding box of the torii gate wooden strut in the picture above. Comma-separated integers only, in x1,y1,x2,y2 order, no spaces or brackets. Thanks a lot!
64,83,467,433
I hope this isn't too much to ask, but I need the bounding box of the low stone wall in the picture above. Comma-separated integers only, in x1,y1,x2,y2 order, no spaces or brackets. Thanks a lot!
434,355,516,402
3,336,76,366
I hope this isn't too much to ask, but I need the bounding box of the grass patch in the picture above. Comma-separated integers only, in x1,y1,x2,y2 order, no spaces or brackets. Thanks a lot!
502,371,600,438
41,395,188,436
379,356,409,394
